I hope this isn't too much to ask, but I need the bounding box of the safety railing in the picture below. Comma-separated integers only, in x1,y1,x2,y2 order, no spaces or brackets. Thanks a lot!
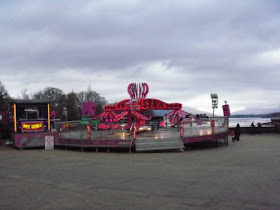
181,117,228,137
53,117,229,140
213,117,228,134
54,121,134,141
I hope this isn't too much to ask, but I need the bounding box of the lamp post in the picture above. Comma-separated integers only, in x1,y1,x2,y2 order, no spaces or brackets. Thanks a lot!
211,93,218,118
63,107,68,121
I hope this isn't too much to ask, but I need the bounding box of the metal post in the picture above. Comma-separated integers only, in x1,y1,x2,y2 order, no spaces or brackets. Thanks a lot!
87,124,90,139
211,93,218,119
13,103,17,133
211,120,215,134
133,124,136,140
180,122,184,137
128,110,132,128
47,103,51,131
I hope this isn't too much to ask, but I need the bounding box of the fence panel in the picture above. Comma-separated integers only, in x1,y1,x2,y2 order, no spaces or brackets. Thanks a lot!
214,117,228,134
183,119,212,137
54,121,133,141
182,117,228,137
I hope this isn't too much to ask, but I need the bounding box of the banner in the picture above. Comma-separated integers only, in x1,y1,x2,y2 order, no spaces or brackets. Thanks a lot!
21,121,44,132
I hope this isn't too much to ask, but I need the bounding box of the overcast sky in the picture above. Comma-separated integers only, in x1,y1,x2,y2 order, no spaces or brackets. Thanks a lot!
1,0,280,115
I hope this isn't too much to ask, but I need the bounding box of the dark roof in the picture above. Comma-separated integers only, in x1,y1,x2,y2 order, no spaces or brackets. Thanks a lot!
10,99,56,105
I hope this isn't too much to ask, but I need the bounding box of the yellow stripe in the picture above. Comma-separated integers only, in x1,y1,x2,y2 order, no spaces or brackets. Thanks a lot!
13,103,17,132
48,104,50,130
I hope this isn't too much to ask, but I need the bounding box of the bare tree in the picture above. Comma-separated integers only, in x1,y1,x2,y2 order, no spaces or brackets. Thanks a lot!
21,89,29,99
0,81,10,112
77,86,107,115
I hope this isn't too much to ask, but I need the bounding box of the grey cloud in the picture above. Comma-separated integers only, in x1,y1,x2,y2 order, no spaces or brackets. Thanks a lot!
1,0,279,70
1,0,280,112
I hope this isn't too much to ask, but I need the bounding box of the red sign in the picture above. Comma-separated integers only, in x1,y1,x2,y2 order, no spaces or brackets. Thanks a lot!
104,98,182,111
21,121,44,132
222,105,231,117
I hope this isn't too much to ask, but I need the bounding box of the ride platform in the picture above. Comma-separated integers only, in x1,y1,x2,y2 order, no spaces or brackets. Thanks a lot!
54,130,135,152
182,131,230,145
11,132,56,149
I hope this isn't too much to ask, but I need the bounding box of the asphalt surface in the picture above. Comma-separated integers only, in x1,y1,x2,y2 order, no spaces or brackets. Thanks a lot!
0,134,280,209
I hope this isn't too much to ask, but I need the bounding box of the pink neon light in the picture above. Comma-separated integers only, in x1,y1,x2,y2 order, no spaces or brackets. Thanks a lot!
167,109,194,125
98,123,119,130
87,124,90,139
133,124,136,139
160,121,165,127
180,122,184,137
104,98,182,112
127,83,149,99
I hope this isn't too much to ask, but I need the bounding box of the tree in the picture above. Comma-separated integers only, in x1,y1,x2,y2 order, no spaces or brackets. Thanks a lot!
33,86,65,110
0,81,11,112
77,86,107,115
32,87,66,120
21,89,29,99
55,94,67,120
31,86,108,120
32,87,64,100
64,92,80,121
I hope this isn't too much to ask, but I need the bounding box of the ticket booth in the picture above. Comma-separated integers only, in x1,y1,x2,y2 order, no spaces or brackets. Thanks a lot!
10,99,56,149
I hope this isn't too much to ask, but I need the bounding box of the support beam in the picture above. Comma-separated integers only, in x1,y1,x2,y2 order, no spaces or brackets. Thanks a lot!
48,103,51,130
13,103,17,133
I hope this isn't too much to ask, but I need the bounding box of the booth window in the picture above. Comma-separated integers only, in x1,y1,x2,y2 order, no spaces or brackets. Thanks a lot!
18,106,39,120
27,110,38,119
38,106,47,119
16,104,48,120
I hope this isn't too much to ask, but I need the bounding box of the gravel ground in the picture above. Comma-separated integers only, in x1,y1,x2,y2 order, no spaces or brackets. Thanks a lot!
0,134,280,209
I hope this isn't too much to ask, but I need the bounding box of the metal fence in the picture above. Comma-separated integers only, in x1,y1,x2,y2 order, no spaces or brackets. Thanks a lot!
182,117,228,137
53,117,229,140
214,117,228,134
54,121,133,141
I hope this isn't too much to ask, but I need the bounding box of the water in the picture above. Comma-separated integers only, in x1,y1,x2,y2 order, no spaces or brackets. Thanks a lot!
229,118,271,128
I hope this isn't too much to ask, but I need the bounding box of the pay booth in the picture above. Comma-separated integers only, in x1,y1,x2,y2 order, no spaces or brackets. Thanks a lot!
10,99,56,149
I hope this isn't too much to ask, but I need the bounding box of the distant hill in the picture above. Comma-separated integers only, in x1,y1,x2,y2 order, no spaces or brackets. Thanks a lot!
153,106,280,118
232,107,280,115
153,106,212,116
182,106,212,116
231,112,279,118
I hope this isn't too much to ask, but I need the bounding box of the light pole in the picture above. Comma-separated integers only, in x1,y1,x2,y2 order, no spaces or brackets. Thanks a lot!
63,107,68,121
211,93,218,118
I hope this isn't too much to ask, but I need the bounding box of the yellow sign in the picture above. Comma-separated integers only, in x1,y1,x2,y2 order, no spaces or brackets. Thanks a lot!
21,121,44,132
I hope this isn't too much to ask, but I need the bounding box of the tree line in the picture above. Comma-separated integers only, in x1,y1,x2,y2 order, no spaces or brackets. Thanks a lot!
0,81,107,121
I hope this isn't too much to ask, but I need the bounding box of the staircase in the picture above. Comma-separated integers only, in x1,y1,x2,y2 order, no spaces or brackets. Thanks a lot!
135,138,184,152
